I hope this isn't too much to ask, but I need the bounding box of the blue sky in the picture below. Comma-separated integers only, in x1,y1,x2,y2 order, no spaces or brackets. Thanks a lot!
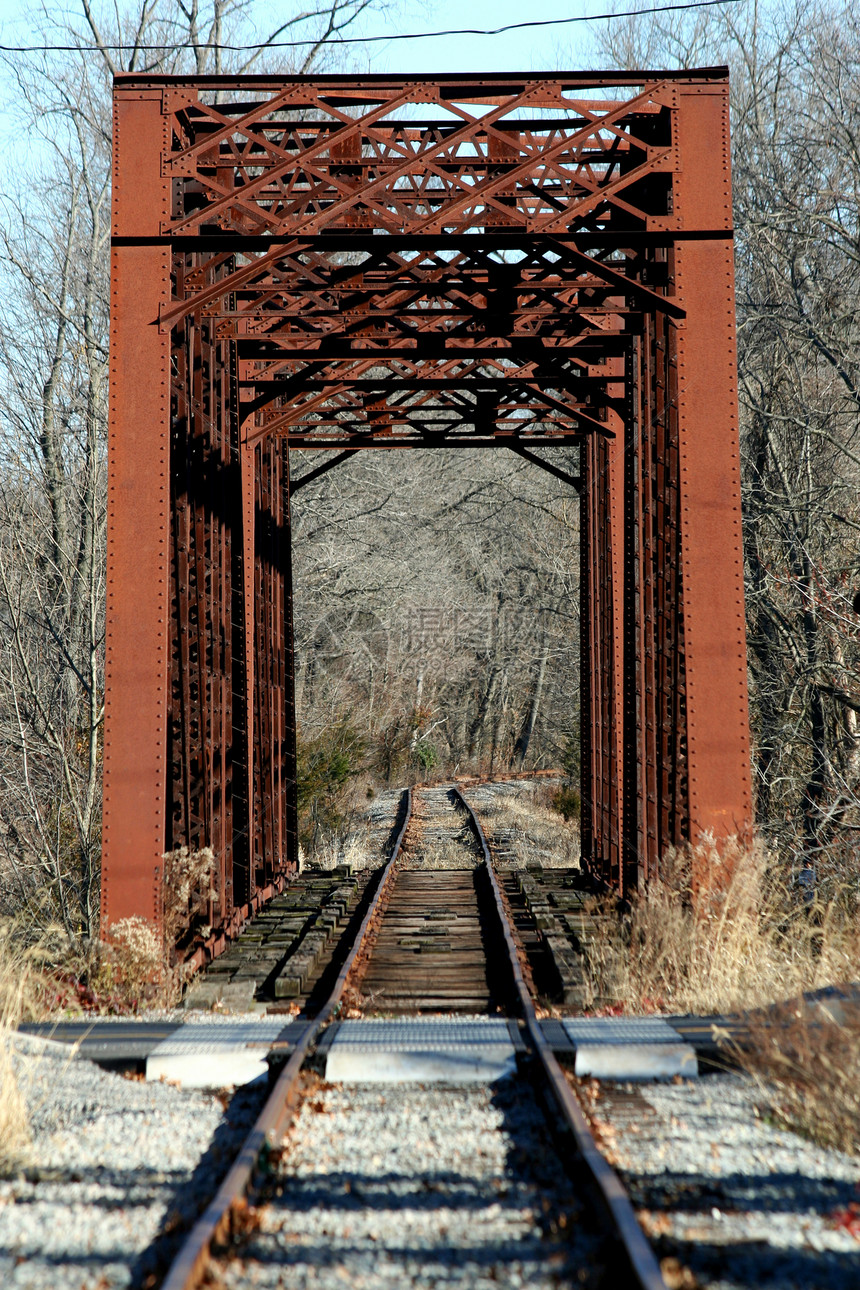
323,1,596,73
0,1,610,158
0,1,601,77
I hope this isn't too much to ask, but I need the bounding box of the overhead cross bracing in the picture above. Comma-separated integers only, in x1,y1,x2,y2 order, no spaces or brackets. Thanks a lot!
159,79,687,452
103,71,752,952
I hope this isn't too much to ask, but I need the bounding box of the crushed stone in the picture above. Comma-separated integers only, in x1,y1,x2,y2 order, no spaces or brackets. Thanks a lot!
219,1076,605,1289
0,1032,266,1289
591,1071,860,1289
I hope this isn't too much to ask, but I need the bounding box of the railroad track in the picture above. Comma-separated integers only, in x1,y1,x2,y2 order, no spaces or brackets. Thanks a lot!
161,785,666,1290
352,785,508,1014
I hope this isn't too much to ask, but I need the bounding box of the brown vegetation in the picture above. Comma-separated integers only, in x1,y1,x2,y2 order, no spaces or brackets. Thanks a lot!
91,846,217,1010
733,999,860,1156
474,781,582,870
581,838,860,1016
0,922,47,1170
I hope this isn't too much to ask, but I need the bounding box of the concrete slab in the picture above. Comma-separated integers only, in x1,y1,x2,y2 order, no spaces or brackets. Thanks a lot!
145,1019,292,1088
325,1018,517,1084
561,1016,697,1080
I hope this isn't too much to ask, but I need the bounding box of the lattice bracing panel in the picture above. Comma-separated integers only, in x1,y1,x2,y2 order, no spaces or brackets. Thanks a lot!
162,78,679,238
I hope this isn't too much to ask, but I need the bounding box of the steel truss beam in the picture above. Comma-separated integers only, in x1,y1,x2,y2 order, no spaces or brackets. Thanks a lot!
103,70,752,950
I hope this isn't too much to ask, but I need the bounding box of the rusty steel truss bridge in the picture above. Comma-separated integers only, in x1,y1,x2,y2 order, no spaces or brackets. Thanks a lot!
102,69,752,950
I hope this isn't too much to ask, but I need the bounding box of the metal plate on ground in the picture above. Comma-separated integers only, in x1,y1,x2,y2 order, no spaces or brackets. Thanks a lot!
561,1017,698,1080
146,1019,301,1088
325,1017,517,1084
20,1021,179,1066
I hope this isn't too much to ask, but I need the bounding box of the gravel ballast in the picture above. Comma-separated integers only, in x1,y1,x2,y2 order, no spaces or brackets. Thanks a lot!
219,1074,604,1290
0,1031,267,1290
589,1072,860,1289
5,1031,860,1289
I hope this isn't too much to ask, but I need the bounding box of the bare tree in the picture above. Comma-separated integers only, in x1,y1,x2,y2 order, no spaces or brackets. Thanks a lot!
291,445,581,783
0,0,388,942
586,0,860,861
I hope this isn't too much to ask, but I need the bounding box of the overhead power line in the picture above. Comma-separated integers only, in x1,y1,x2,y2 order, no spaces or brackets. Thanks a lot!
0,0,743,54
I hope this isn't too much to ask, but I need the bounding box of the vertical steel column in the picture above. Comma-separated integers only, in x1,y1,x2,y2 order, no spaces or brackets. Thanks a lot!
606,364,628,894
673,83,753,854
101,91,171,931
252,442,275,883
625,335,650,888
227,345,252,912
579,437,595,873
282,444,299,872
582,415,625,890
598,430,616,887
626,305,687,883
238,441,255,892
167,307,246,932
589,433,612,880
251,439,298,882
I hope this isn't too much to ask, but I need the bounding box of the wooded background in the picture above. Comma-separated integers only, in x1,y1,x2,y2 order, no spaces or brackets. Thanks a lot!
0,0,857,941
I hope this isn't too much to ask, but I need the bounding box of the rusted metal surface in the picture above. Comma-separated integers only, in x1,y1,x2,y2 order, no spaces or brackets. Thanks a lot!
574,79,751,891
671,88,753,871
103,70,752,941
102,91,171,931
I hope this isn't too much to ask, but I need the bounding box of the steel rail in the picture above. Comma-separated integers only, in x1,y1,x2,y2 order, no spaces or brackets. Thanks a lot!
161,788,413,1290
453,787,667,1290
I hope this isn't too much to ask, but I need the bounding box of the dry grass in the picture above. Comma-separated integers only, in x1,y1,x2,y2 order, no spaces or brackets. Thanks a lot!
474,782,581,868
309,833,373,872
407,836,479,869
731,1000,860,1156
162,844,217,945
0,920,47,1170
91,915,165,1007
582,836,860,1016
581,837,860,1156
93,846,217,1010
0,1041,29,1171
